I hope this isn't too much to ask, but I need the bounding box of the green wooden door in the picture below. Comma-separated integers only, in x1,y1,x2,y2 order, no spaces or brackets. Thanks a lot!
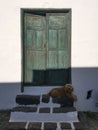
46,13,71,85
24,12,71,85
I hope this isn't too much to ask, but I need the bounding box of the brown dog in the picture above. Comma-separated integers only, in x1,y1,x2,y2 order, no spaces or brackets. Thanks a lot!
46,84,77,101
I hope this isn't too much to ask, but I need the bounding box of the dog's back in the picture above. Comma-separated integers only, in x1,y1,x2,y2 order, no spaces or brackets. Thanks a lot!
47,87,66,98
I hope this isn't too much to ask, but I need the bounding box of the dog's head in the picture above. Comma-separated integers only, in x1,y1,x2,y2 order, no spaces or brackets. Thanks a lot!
64,84,73,94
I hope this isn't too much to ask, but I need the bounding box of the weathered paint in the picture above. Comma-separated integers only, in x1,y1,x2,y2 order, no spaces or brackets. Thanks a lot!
24,10,71,85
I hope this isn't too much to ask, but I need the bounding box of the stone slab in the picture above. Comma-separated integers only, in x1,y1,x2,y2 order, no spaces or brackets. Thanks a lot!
52,97,73,107
28,122,42,130
12,106,37,112
39,108,50,113
60,122,71,129
42,95,50,103
16,95,40,105
44,122,57,130
6,122,26,130
53,107,76,113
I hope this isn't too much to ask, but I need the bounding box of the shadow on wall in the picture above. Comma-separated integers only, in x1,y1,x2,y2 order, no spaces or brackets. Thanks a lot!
0,67,98,111
72,67,98,112
0,83,20,110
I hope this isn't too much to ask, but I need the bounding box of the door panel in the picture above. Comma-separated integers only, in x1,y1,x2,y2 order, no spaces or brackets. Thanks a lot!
48,30,58,49
26,30,34,49
48,15,66,29
48,51,58,68
32,51,46,69
36,31,43,49
58,51,68,68
58,30,67,49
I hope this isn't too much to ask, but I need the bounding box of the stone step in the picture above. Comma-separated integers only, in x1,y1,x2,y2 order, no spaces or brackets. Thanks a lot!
12,106,76,113
10,111,79,122
16,94,74,107
12,106,38,113
16,95,40,105
6,121,84,130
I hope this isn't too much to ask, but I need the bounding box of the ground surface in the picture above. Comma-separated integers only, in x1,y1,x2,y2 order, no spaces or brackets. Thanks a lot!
79,112,98,130
0,110,98,130
0,110,11,130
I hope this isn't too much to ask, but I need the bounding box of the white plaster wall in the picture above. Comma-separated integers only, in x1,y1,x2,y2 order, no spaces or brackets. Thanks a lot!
0,0,98,111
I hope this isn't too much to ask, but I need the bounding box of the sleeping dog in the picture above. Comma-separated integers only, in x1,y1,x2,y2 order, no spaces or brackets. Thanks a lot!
46,84,77,101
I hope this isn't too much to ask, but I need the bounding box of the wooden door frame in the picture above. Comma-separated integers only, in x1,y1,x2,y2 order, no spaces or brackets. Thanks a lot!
21,8,72,92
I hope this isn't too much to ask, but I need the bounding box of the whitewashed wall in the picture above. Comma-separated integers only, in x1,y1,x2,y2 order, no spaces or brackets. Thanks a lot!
0,0,98,111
